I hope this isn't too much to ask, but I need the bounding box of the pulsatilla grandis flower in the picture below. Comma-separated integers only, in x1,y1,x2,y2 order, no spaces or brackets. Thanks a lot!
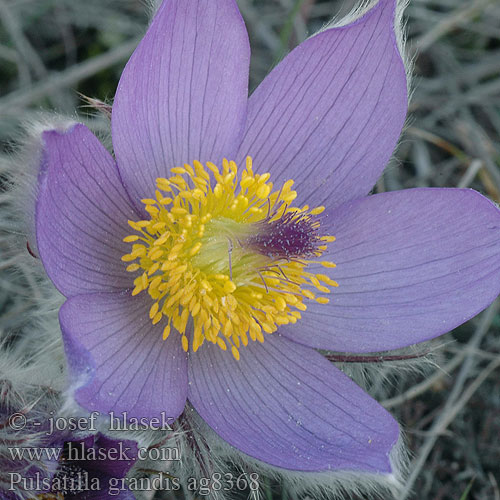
48,434,138,500
34,0,500,479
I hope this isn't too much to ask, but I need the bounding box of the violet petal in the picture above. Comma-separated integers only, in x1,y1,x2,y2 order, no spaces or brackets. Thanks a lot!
282,188,500,352
59,434,137,499
188,333,399,473
36,124,137,297
236,0,406,209
112,0,250,209
71,434,138,477
59,291,188,419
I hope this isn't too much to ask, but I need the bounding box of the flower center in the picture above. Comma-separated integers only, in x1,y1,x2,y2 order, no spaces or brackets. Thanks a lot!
122,157,337,360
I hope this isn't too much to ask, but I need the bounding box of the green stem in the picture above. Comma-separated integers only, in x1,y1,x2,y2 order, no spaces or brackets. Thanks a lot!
276,0,307,61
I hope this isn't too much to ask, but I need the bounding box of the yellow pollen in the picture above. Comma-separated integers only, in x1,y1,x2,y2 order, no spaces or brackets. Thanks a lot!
122,157,336,360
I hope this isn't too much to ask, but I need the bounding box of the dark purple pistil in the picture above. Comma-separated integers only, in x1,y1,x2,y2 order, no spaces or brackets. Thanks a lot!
246,210,321,260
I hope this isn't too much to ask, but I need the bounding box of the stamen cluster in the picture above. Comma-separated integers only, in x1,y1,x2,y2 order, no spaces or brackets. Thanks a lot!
122,158,337,359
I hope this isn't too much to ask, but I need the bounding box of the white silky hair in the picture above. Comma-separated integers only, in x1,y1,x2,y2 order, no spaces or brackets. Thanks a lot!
0,115,69,388
143,0,162,23
0,314,65,499
321,0,411,71
125,404,408,500
336,341,445,402
0,113,71,499
0,114,77,258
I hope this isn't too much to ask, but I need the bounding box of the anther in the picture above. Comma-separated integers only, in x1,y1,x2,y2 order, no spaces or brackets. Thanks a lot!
122,158,336,358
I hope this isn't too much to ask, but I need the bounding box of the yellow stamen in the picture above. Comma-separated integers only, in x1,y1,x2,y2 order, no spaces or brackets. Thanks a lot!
122,158,336,360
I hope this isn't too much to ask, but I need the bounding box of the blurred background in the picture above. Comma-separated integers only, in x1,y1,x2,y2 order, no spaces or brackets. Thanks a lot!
0,0,499,499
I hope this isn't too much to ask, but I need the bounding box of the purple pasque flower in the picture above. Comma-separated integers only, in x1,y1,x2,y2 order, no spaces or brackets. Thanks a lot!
49,434,137,500
1,389,136,500
34,0,500,478
0,400,62,500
